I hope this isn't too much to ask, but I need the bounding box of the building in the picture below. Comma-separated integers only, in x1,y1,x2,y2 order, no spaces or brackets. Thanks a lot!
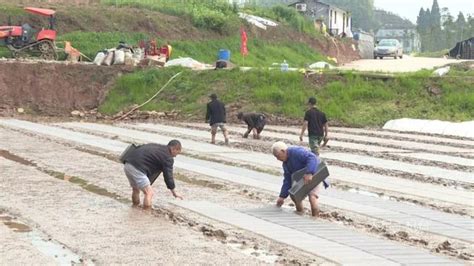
375,29,421,53
228,0,249,6
288,0,352,37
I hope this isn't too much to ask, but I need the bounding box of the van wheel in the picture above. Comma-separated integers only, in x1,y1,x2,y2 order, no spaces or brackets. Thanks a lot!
379,56,383,59
399,55,403,59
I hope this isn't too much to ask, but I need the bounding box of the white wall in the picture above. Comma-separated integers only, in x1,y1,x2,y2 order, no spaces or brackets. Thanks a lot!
328,7,351,36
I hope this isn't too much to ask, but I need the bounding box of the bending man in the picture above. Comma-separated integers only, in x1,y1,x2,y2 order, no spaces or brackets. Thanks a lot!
272,141,324,216
122,140,183,209
237,112,266,139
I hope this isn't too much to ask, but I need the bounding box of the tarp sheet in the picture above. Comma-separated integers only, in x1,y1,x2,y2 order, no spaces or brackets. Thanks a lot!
383,118,474,138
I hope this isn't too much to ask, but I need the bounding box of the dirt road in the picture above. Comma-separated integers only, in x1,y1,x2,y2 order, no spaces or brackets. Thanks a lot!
338,55,470,72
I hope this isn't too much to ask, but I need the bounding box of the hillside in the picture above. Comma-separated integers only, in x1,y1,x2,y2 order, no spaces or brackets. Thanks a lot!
0,1,472,128
0,3,359,65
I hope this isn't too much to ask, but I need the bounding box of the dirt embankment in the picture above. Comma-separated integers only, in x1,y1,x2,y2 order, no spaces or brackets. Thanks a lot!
0,61,133,114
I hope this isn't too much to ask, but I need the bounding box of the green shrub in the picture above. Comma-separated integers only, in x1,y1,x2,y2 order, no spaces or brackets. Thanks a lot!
100,68,474,126
100,0,239,34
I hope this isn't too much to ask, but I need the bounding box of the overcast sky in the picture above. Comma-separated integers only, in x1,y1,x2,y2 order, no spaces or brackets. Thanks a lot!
373,0,474,23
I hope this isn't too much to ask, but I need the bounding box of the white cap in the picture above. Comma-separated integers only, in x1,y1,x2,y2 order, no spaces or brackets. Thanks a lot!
271,141,287,154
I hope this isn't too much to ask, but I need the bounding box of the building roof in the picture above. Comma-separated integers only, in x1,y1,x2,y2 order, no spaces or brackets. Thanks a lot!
288,0,349,13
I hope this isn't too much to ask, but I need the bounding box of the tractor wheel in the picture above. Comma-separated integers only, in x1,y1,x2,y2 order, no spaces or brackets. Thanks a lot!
37,40,57,60
11,50,28,59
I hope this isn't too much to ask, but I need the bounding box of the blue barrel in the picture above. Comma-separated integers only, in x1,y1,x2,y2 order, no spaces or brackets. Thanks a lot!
218,49,230,61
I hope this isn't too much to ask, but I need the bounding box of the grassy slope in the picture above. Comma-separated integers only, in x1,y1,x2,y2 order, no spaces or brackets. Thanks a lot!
0,3,327,66
1,3,471,126
99,66,474,127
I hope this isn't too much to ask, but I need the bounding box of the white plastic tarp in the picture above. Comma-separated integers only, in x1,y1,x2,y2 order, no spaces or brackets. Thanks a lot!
165,57,212,70
383,118,474,138
309,61,335,69
239,13,278,30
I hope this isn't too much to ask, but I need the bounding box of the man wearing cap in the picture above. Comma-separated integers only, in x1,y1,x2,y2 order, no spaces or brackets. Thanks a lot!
206,93,229,144
122,140,183,209
299,97,328,155
271,141,325,216
237,112,266,139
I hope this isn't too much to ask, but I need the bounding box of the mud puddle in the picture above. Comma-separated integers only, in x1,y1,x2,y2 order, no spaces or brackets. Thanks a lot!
226,241,279,264
334,183,472,218
0,149,129,205
175,173,226,190
0,149,36,167
2,126,471,262
0,149,314,265
326,158,472,190
347,188,391,200
183,150,473,218
0,211,92,265
180,172,474,261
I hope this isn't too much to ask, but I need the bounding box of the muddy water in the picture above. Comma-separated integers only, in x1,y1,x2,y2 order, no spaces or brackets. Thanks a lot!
1,214,32,233
0,211,90,265
0,131,327,264
60,122,473,196
1,127,473,261
1,158,287,265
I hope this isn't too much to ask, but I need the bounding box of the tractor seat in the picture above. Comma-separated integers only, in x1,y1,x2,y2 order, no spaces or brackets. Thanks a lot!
21,23,35,42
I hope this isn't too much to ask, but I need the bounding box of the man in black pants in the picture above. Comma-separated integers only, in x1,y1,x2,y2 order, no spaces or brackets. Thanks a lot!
237,112,266,139
299,97,328,155
122,140,183,209
206,93,229,144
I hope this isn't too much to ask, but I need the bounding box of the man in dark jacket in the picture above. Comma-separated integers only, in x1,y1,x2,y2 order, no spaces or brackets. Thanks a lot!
206,93,229,144
123,140,183,209
299,97,328,155
237,112,266,139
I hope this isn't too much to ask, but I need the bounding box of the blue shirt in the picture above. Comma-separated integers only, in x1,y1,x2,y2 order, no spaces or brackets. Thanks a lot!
280,146,320,198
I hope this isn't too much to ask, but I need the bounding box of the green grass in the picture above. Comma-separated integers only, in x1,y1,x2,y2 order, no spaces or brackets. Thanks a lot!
101,0,240,34
100,0,318,36
56,31,327,67
172,36,328,67
99,68,474,126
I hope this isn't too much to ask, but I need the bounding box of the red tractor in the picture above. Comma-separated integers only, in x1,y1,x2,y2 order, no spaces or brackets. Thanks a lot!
0,7,58,60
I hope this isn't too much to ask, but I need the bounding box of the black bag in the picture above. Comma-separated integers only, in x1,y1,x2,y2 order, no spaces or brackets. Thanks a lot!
119,144,140,163
215,60,227,69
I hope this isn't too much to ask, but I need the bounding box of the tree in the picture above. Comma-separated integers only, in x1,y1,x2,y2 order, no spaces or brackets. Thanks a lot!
442,12,456,49
455,12,466,41
430,0,441,29
429,0,442,50
416,7,431,51
416,8,425,32
374,9,414,30
467,15,474,40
